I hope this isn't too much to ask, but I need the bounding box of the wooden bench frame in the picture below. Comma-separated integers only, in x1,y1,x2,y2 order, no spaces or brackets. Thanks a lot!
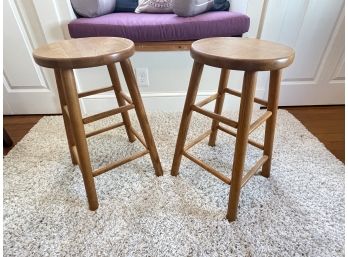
134,41,193,51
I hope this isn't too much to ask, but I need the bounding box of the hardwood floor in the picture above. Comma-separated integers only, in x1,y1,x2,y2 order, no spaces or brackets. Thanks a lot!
3,106,345,163
3,115,43,155
284,106,344,163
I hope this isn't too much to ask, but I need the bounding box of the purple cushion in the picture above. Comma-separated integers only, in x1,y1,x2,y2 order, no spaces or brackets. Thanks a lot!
68,12,250,42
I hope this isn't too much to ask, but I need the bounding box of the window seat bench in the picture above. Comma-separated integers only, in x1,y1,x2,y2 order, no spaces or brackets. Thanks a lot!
68,12,250,51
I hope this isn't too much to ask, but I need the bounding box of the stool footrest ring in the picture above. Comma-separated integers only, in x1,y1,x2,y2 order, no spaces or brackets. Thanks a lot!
92,149,150,177
217,125,264,150
224,88,268,106
183,151,231,185
78,86,114,98
241,155,269,187
119,91,133,104
85,122,124,138
184,129,211,151
195,93,218,108
191,105,238,128
82,104,135,124
129,126,147,148
249,111,272,134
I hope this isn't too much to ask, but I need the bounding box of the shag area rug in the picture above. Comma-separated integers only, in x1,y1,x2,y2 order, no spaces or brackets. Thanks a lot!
4,110,344,256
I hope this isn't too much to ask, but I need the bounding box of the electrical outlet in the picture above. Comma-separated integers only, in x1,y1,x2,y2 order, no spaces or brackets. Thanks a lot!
135,68,150,87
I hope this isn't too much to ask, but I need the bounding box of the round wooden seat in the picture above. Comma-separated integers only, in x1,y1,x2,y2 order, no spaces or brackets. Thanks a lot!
33,37,135,69
191,37,295,71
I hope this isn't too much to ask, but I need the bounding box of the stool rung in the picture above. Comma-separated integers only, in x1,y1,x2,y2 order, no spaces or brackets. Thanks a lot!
129,126,147,148
183,151,231,185
224,88,268,106
195,93,218,107
71,145,80,165
191,105,238,128
241,155,268,187
85,122,124,138
120,91,133,104
62,105,70,119
184,129,211,151
78,86,114,98
217,125,264,150
92,149,149,177
83,104,135,124
249,111,272,134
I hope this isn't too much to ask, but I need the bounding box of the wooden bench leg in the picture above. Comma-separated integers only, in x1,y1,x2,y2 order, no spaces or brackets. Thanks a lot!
208,68,230,146
120,59,163,177
261,70,282,178
61,69,99,211
107,63,136,143
54,68,78,165
171,61,204,176
226,71,257,222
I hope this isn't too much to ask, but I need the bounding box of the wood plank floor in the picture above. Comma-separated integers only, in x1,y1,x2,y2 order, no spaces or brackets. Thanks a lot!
3,106,345,163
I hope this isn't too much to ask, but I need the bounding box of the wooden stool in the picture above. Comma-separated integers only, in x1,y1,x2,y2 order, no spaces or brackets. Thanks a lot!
33,37,163,210
171,37,294,221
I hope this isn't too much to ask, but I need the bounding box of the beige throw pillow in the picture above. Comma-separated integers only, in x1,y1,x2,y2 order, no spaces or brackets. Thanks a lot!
135,0,174,13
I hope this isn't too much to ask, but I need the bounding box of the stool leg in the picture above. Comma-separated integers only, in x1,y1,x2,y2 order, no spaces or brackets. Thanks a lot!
54,68,78,165
107,63,136,143
261,70,282,178
208,68,230,146
120,59,163,177
226,71,257,222
61,69,99,211
171,62,204,176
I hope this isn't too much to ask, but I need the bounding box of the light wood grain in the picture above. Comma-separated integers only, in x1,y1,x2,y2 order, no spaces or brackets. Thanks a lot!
108,63,136,143
249,111,272,134
33,37,135,69
184,129,211,151
183,151,231,185
208,69,230,146
82,104,135,124
224,88,268,106
120,59,163,177
241,155,269,187
171,61,204,176
191,105,238,128
191,37,295,71
54,68,78,165
61,69,98,211
93,149,149,177
135,41,192,51
217,125,264,150
85,122,124,138
261,70,282,178
78,86,114,98
227,71,257,221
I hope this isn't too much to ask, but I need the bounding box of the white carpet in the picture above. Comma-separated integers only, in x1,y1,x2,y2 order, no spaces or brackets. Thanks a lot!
4,110,344,256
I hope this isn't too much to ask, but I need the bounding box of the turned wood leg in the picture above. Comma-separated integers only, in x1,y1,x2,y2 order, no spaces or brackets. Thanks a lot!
54,68,78,165
171,61,204,176
61,69,99,211
226,71,257,222
261,70,282,178
120,59,163,177
208,68,230,146
107,63,136,143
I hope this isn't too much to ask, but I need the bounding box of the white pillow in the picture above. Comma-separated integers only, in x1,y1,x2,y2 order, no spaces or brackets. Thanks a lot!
135,0,173,13
71,0,116,18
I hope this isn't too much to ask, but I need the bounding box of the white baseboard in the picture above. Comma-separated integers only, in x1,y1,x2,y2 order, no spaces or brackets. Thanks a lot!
81,90,265,115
